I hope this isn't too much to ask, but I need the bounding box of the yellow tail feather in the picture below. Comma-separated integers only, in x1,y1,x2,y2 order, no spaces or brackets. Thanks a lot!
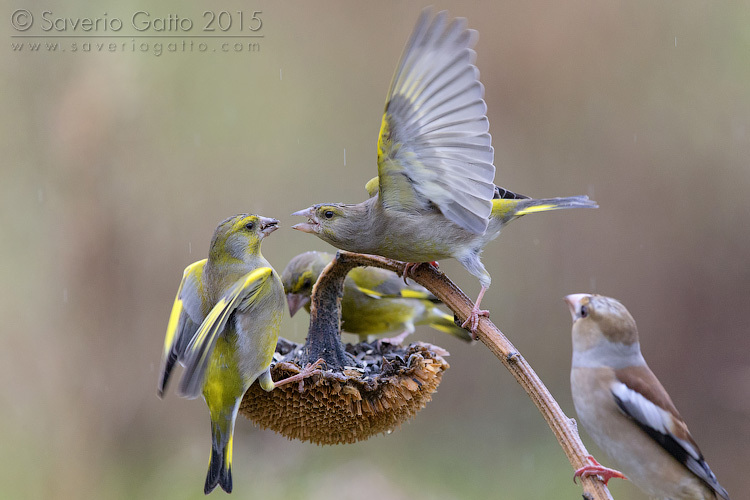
491,196,597,219
428,312,473,342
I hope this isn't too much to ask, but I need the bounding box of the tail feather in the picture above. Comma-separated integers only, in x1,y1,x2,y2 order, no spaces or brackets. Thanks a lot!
515,196,598,215
492,195,597,220
426,310,473,342
204,423,233,494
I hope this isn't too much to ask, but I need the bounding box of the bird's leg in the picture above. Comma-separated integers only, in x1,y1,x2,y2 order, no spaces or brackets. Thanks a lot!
461,286,490,336
401,261,439,285
573,455,627,486
274,358,326,393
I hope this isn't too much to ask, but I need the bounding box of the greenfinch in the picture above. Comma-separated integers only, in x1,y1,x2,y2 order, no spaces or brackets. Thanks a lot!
291,9,597,333
158,214,285,494
281,251,473,343
565,294,729,499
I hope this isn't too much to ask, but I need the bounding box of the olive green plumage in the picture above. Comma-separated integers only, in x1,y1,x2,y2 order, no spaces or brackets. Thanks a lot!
281,251,473,343
158,214,285,494
292,9,597,331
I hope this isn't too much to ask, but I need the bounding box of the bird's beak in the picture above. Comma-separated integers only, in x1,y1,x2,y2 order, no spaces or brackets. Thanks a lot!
564,294,590,321
291,207,320,234
259,217,280,237
286,293,310,317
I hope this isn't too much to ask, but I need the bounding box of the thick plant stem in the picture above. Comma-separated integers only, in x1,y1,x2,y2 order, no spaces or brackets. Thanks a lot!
332,252,614,500
302,256,354,369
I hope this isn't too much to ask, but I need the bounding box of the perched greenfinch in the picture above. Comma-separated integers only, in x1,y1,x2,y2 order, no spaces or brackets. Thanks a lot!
292,9,597,333
565,294,729,499
281,251,473,343
158,214,285,495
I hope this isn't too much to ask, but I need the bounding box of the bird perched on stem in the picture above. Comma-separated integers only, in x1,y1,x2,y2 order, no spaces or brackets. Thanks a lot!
281,250,473,344
565,293,730,500
292,9,597,334
158,214,285,495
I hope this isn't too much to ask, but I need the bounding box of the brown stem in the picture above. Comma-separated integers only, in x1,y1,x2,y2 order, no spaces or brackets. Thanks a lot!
302,254,357,369
331,251,614,500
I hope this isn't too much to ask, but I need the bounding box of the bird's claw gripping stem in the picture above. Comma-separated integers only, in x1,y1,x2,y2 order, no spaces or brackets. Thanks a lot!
274,358,327,393
461,285,490,337
401,261,439,285
461,306,490,337
573,455,627,486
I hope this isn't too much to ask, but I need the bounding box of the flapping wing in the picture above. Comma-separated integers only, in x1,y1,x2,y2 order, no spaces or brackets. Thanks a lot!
611,381,730,499
376,9,496,234
177,267,274,399
158,259,206,398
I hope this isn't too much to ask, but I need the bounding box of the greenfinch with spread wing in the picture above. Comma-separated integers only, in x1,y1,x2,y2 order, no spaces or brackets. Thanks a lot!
158,214,285,494
292,9,597,333
281,251,473,343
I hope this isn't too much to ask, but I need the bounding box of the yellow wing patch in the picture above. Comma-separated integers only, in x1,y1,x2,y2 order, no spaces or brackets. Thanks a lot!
399,289,434,300
354,285,384,300
376,113,391,165
354,283,434,302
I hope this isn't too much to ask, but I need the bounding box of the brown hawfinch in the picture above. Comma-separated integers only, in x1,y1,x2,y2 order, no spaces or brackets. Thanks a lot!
565,294,729,499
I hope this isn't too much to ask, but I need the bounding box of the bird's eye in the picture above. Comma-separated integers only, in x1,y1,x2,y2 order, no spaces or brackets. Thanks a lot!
303,278,312,288
245,222,255,231
324,210,334,219
580,305,589,318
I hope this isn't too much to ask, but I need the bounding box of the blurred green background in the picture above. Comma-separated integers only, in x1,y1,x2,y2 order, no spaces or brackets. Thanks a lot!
3,1,749,499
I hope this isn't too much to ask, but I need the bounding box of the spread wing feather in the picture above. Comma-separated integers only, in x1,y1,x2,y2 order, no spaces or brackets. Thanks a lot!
377,9,496,234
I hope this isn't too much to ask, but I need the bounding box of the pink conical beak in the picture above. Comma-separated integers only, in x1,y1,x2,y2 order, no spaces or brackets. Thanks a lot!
564,293,590,321
286,293,310,317
291,207,319,234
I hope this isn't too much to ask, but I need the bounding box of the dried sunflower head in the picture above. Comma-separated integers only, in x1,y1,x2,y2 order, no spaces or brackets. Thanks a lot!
240,338,449,445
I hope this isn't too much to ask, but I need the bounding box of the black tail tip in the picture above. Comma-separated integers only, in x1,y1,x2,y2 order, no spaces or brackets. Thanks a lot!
220,465,232,494
204,471,232,495
204,447,232,494
204,480,217,495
